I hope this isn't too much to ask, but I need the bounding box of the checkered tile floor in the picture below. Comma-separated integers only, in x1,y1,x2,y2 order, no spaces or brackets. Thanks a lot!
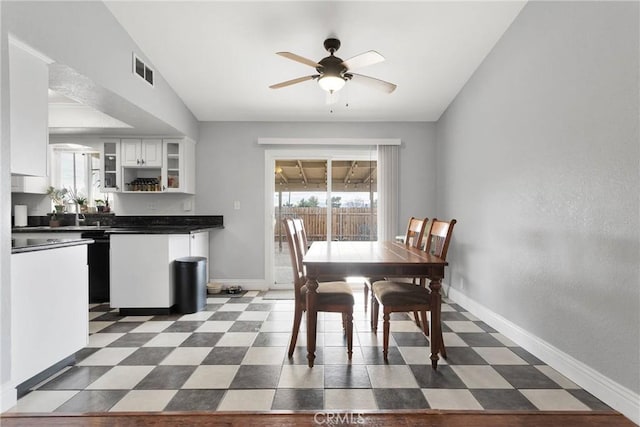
9,290,610,413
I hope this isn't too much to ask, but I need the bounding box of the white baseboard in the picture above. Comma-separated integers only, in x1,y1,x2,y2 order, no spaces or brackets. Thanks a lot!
0,381,17,412
209,279,269,291
447,286,639,425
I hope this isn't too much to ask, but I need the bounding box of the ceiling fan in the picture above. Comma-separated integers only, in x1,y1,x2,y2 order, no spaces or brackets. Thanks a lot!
269,38,397,94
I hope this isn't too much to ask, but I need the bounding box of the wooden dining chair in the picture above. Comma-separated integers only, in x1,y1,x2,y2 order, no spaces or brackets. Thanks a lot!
371,218,456,363
283,218,354,360
292,217,309,253
364,216,428,321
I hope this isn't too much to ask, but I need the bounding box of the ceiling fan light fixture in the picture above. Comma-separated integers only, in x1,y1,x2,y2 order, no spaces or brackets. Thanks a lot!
318,75,346,93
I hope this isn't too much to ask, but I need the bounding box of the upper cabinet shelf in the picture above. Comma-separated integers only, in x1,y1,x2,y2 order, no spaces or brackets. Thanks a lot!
101,138,195,194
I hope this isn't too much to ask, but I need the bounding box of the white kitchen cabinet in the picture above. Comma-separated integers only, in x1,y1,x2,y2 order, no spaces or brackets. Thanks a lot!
101,140,121,192
11,175,48,194
162,138,195,194
11,245,88,386
110,234,190,309
9,39,50,176
121,139,162,167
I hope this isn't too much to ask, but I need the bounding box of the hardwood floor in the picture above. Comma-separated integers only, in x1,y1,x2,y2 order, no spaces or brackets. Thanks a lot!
1,410,634,427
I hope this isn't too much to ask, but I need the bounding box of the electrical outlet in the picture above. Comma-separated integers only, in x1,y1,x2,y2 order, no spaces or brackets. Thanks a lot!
148,202,156,211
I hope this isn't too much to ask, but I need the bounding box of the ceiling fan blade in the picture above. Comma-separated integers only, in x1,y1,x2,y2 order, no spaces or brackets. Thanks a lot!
269,75,316,89
276,52,321,68
349,73,397,93
342,50,385,71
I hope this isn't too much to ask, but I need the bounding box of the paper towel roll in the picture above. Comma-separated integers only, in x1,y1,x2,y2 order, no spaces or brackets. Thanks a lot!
14,205,27,227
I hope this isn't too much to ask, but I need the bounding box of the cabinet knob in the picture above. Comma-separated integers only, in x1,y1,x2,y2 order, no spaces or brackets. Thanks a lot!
141,159,145,165
136,159,141,165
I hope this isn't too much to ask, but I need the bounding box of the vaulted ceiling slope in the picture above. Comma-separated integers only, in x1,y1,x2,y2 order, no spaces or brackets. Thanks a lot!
105,1,526,122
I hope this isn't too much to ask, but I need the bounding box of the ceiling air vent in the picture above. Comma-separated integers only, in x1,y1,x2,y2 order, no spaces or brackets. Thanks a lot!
132,53,154,86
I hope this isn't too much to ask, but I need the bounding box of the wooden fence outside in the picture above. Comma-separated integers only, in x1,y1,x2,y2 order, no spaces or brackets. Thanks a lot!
275,207,377,241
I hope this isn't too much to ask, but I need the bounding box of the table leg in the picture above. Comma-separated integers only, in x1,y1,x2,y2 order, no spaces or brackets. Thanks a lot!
306,276,319,368
429,278,443,370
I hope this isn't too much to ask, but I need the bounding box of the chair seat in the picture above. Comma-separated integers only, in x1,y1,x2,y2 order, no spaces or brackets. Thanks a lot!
301,282,354,305
372,281,431,306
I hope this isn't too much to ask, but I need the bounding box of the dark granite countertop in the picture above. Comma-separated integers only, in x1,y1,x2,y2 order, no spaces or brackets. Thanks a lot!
11,238,94,254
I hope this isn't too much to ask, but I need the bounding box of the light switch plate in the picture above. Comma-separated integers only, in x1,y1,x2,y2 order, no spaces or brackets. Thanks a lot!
233,200,240,210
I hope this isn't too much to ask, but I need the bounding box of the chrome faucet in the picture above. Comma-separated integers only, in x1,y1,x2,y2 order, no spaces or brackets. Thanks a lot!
75,207,85,226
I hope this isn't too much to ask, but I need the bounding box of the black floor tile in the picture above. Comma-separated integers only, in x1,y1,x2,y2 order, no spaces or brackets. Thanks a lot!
471,389,537,410
272,389,324,410
205,303,224,311
510,347,544,365
74,347,99,363
54,390,128,412
409,365,467,389
209,311,242,321
361,346,405,365
164,321,204,333
135,365,196,390
89,304,112,312
567,389,612,410
107,333,157,347
119,347,174,366
202,347,249,365
474,321,498,333
228,321,263,332
246,303,274,311
39,366,112,390
436,347,488,365
164,389,225,411
324,365,371,388
391,332,429,347
441,312,471,321
457,333,503,347
373,388,429,409
150,314,182,321
92,312,125,322
254,332,292,347
98,322,144,333
179,332,223,347
226,297,255,304
493,365,561,389
230,365,282,389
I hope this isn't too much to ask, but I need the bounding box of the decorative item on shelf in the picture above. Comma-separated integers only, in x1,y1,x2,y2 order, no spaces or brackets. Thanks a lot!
95,199,106,212
128,177,160,192
49,210,62,227
68,188,88,213
46,186,68,213
104,195,111,213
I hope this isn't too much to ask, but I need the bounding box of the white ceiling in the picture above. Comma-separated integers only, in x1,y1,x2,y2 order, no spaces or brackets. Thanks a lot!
104,1,526,122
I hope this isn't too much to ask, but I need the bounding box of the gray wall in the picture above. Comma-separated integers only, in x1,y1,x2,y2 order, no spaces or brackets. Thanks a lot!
436,1,639,394
196,122,436,282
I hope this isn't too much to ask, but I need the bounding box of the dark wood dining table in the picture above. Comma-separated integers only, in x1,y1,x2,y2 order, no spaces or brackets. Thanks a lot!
302,240,448,368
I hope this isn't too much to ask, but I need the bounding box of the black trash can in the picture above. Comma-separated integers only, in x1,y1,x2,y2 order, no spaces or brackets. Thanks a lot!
174,256,207,314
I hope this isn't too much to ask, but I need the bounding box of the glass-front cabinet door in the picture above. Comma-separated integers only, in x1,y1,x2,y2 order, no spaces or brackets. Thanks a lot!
101,140,120,192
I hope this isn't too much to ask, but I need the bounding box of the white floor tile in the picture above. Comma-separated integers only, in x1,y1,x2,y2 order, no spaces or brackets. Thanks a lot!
450,365,513,389
88,312,105,321
130,321,174,333
520,389,590,410
7,390,78,413
260,321,293,332
86,366,154,390
325,389,378,410
182,365,239,389
217,389,275,411
120,316,154,322
159,347,211,365
397,346,433,365
215,332,258,347
490,332,517,347
244,291,260,297
89,321,115,334
177,311,215,321
142,332,191,347
207,297,230,304
442,332,469,347
422,389,483,410
473,347,527,365
461,311,480,321
109,390,177,412
237,311,270,321
323,347,365,365
366,365,419,388
77,347,137,366
278,365,324,388
242,347,287,365
443,321,484,333
195,321,234,333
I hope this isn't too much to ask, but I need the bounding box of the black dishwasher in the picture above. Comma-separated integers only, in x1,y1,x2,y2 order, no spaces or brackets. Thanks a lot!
81,230,110,303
